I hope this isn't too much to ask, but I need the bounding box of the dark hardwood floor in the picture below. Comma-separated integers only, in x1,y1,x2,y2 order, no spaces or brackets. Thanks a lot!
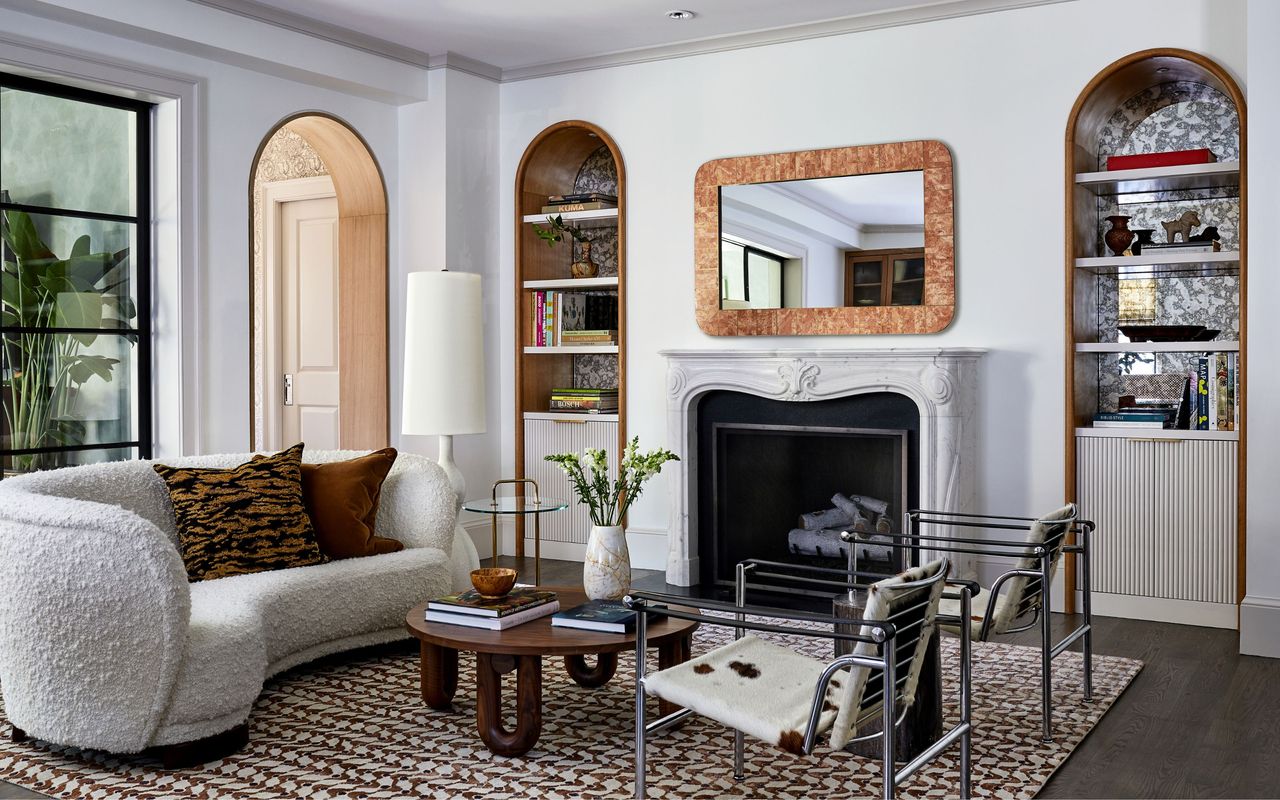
3,557,1278,799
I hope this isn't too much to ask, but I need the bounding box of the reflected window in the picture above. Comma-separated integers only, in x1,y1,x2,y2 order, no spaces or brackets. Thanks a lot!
1,73,153,476
720,239,784,309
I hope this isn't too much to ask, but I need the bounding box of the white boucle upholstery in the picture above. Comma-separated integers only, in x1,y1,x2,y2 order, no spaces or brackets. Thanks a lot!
0,449,476,755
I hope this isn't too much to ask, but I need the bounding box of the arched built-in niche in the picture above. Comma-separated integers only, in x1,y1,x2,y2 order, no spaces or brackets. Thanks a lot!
249,113,389,450
1064,49,1246,624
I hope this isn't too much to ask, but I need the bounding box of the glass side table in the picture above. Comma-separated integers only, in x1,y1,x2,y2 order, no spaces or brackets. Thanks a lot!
462,479,568,586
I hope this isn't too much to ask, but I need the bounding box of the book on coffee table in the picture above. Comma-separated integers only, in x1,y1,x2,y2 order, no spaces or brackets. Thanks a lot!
425,600,561,630
551,600,638,633
427,586,557,618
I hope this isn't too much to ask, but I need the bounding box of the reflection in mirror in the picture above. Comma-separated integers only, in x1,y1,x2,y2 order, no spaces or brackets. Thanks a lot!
719,171,925,309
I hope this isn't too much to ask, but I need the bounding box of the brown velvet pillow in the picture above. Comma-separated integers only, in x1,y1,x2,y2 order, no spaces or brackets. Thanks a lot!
297,448,403,559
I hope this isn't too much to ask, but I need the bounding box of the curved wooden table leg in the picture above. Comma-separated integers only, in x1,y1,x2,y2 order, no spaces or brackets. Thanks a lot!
565,653,618,688
421,641,458,710
476,653,542,756
657,633,693,717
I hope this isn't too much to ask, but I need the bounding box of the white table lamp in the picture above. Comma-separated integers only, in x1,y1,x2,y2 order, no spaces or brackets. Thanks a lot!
402,270,486,511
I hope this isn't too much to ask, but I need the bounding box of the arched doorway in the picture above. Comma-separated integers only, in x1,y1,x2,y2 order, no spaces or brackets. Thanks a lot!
249,113,388,451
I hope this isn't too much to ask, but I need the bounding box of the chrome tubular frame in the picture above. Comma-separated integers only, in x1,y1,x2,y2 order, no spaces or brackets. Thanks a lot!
627,562,974,800
897,509,1096,743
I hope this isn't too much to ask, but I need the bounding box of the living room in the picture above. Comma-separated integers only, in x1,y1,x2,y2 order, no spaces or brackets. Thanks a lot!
0,0,1277,797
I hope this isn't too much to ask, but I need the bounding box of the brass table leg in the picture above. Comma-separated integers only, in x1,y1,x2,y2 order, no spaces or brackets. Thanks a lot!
534,511,541,585
491,513,499,569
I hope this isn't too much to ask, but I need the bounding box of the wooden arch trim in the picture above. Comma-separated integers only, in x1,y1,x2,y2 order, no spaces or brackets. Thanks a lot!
1062,48,1247,611
248,111,390,450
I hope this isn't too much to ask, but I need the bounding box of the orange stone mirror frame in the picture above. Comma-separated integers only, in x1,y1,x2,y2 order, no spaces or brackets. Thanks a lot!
693,139,955,335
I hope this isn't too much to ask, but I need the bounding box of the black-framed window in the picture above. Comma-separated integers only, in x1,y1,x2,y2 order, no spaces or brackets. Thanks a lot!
0,73,152,477
720,239,785,308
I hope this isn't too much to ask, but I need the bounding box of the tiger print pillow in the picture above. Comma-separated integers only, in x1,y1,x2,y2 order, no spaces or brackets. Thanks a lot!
154,443,329,581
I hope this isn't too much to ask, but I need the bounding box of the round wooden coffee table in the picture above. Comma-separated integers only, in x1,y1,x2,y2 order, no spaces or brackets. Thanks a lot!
406,587,698,756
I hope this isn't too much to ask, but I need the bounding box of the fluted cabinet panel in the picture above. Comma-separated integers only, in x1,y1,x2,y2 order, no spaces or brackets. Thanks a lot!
524,419,618,545
1077,436,1236,604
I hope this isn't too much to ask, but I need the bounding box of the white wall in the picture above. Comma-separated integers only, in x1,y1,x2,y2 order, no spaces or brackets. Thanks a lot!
1241,0,1280,657
497,0,1248,572
0,3,416,457
398,68,502,554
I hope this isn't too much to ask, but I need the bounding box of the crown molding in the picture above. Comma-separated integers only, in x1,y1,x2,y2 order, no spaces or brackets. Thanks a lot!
188,0,433,67
427,51,503,83
501,0,1074,82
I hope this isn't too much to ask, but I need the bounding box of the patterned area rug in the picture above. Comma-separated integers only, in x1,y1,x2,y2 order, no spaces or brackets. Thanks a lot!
0,620,1140,799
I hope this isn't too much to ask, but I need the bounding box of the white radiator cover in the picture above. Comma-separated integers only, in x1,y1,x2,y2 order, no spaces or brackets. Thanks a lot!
523,417,618,545
1077,435,1237,611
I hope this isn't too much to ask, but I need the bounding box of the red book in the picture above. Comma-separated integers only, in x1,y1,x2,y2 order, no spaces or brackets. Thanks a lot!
1106,149,1216,171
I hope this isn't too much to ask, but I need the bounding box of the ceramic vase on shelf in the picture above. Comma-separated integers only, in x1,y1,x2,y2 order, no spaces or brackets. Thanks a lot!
571,240,599,279
583,524,630,600
1104,215,1135,256
1132,228,1156,255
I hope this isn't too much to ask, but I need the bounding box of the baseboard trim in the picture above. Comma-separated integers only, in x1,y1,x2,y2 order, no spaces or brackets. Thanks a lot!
1240,595,1280,657
1078,590,1238,629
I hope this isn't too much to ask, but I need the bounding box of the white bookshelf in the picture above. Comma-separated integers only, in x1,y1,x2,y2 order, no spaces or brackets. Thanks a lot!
523,276,619,290
523,345,618,355
522,208,618,227
1074,340,1238,354
1074,161,1240,196
1075,427,1238,441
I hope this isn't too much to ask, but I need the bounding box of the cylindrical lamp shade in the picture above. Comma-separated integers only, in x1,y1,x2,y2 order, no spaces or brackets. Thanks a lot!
402,271,487,435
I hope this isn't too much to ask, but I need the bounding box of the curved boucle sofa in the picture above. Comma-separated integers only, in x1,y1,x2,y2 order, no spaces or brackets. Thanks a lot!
0,450,480,759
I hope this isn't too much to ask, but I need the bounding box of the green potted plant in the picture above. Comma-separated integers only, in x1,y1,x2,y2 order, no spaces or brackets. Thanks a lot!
1,207,135,474
545,436,678,599
532,214,598,279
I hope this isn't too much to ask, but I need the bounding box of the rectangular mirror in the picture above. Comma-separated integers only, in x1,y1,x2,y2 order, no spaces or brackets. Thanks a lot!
694,140,954,335
719,171,925,310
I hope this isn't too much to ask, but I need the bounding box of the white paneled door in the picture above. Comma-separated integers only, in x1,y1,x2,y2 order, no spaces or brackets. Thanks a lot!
268,177,340,450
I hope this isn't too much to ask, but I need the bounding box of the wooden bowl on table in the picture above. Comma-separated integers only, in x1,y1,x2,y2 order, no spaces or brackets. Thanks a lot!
470,567,518,598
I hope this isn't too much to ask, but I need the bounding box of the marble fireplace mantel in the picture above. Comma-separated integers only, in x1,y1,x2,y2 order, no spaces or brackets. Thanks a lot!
660,348,986,586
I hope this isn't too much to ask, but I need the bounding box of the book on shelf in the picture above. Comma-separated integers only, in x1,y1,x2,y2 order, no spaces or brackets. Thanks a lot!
549,398,619,412
1195,358,1211,431
1092,411,1174,429
551,387,617,396
551,600,639,633
427,587,557,618
1105,149,1216,171
1138,241,1221,254
425,600,560,631
548,192,617,204
529,290,618,348
540,201,616,214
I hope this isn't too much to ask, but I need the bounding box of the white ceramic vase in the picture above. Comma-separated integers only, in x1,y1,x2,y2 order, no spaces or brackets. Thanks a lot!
583,524,631,600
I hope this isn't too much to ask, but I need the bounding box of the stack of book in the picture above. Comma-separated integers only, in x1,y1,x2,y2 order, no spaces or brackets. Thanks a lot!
530,291,617,346
1192,353,1239,431
425,587,559,630
551,600,638,633
541,192,617,214
1093,409,1177,429
549,388,618,413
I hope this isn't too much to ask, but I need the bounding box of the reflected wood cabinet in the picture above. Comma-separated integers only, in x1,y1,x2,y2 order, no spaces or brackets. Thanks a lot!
843,248,926,307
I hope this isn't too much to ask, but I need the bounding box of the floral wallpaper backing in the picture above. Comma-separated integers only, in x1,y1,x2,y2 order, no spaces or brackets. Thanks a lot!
570,146,620,390
1092,81,1240,410
251,128,331,447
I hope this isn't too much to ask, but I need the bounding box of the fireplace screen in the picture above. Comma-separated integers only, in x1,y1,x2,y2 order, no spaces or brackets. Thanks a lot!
708,423,909,589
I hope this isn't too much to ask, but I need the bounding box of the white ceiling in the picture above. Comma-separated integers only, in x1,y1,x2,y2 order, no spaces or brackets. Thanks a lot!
211,0,1050,74
783,171,925,227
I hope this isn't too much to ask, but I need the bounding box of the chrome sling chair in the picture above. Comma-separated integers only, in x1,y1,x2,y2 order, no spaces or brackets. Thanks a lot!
841,503,1093,742
627,557,974,800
